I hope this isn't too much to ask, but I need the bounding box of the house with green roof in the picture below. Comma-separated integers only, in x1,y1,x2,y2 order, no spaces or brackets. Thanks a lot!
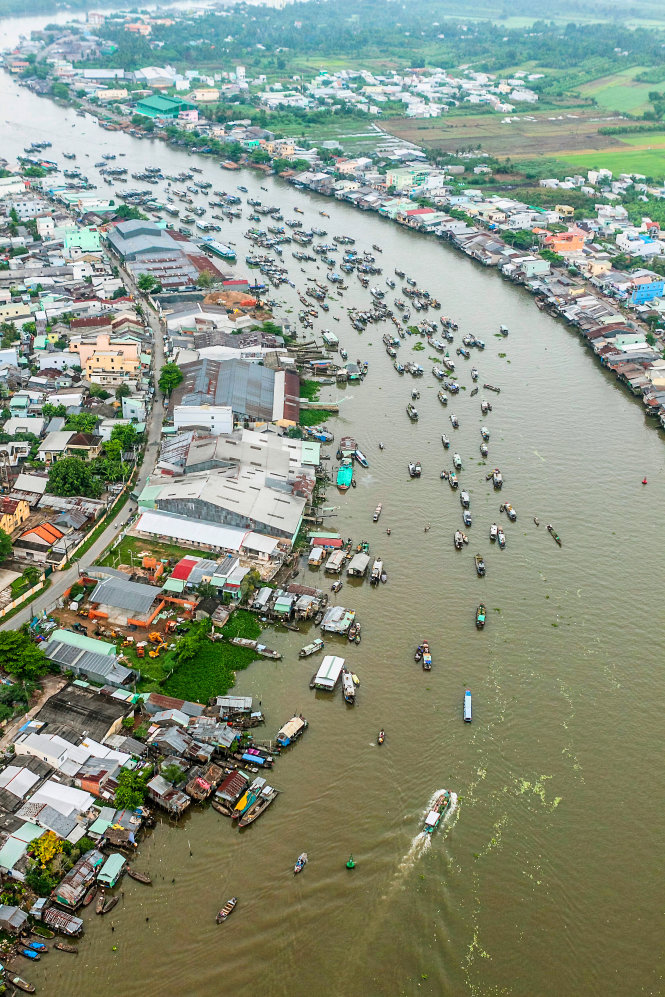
64,227,101,253
134,95,196,119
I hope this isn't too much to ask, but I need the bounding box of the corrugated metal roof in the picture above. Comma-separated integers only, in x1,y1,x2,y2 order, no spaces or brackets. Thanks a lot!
90,576,159,615
48,630,116,657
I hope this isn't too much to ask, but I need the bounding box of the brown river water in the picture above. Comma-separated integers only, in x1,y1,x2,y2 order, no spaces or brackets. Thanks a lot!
1,20,664,995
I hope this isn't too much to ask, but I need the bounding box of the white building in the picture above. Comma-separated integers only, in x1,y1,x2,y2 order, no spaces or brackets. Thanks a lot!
173,404,233,435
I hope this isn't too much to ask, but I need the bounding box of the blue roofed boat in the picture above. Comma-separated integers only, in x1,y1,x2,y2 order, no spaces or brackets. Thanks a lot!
336,458,354,491
464,689,472,722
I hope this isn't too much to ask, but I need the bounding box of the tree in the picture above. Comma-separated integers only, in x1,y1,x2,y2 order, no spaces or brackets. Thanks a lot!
0,630,49,682
88,383,111,400
32,831,63,868
196,270,214,288
65,413,99,433
158,362,184,396
137,272,158,292
110,423,138,452
0,528,11,562
115,383,131,400
114,768,150,810
161,763,184,785
646,331,657,347
22,565,41,589
42,403,67,420
48,457,100,498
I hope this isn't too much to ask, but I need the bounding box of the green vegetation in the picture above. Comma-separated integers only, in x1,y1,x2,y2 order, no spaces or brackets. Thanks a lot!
299,408,336,427
137,272,160,293
299,379,321,402
162,610,264,703
0,527,11,563
114,767,152,810
100,535,203,570
158,362,184,396
47,456,101,498
0,629,50,682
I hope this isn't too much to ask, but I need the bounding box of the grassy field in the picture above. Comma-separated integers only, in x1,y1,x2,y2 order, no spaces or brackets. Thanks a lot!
556,145,665,178
579,66,654,114
379,109,629,158
99,535,205,569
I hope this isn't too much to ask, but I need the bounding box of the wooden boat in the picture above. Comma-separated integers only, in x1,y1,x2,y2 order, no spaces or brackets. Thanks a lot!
437,389,448,406
238,787,279,827
493,468,503,489
464,689,472,722
497,528,506,549
460,490,470,509
453,453,462,470
299,638,325,658
414,641,428,662
449,471,458,489
54,942,78,954
480,443,488,457
216,897,237,923
10,976,36,993
480,427,490,441
499,324,509,336
450,414,459,428
19,950,39,961
504,503,517,522
294,852,308,874
483,383,501,393
83,885,97,906
547,524,562,546
490,523,498,541
373,503,382,522
470,386,479,397
342,669,356,705
471,367,479,381
100,896,118,916
423,790,452,833
26,942,46,953
127,868,152,885
441,435,450,450
406,402,419,421
408,461,422,478
476,604,486,629
463,510,472,527
422,647,432,671
481,400,491,414
454,531,464,550
95,892,105,914
378,729,385,745
474,554,486,577
212,799,232,816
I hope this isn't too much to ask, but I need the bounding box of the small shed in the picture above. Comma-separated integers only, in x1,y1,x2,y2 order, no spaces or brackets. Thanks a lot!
312,655,345,691
324,550,345,573
0,904,28,934
308,546,325,566
97,852,126,888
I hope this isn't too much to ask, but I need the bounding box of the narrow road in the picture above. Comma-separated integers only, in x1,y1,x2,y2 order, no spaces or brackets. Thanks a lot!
0,275,165,631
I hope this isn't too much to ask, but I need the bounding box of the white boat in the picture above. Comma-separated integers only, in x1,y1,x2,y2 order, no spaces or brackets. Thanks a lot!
342,669,356,704
490,523,498,541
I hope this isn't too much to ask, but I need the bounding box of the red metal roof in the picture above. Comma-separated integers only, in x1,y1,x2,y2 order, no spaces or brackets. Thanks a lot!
171,557,198,580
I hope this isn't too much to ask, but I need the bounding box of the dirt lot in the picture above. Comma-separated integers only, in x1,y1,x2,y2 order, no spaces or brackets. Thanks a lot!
379,110,629,158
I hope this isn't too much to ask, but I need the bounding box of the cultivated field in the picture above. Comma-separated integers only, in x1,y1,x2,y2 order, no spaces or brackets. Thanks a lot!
579,66,654,114
380,109,630,157
555,133,665,178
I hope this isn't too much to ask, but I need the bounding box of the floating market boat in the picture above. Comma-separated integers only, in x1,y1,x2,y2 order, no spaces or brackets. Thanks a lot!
299,638,325,658
464,689,472,722
54,942,78,954
476,604,486,629
19,950,39,961
490,523,498,541
481,427,490,441
497,528,506,549
342,668,356,704
82,885,97,906
354,448,369,468
336,458,354,491
480,443,488,458
406,402,419,420
437,389,448,405
408,461,422,478
423,790,452,833
422,647,432,671
463,509,472,527
441,434,450,449
10,976,36,993
453,453,462,470
460,490,470,508
450,414,459,428
504,503,517,522
471,367,479,381
493,468,503,489
499,325,509,336
373,503,382,522
474,554,486,577
454,531,464,550
378,729,385,745
414,640,428,662
449,471,458,489
238,786,280,826
294,853,308,875
216,897,237,923
547,524,562,546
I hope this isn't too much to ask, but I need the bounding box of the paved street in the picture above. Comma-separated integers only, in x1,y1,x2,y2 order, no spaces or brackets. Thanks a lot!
0,279,165,631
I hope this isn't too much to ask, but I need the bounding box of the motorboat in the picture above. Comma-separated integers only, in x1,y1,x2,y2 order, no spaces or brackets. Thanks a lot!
449,471,458,489
441,434,450,449
438,390,448,406
422,647,432,671
463,510,472,527
378,729,385,745
354,447,369,468
454,531,464,550
499,324,509,336
480,443,489,458
408,460,422,478
216,897,238,923
474,554,486,577
453,453,462,470
476,605,486,629
464,689,472,722
480,427,490,441
481,400,492,415
423,790,452,833
373,503,382,522
497,528,506,549
490,523,498,541
471,367,479,381
294,853,308,874
460,490,470,509
414,640,429,662
504,503,517,521
406,402,419,421
300,639,325,658
450,414,459,428
493,468,503,490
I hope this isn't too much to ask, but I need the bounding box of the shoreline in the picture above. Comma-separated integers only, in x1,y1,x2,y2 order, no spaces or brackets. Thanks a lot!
11,74,665,440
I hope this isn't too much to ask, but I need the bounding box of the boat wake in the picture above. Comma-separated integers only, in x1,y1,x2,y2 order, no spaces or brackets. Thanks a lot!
391,789,458,886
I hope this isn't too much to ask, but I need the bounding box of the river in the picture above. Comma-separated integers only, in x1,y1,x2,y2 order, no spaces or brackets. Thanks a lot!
2,14,665,997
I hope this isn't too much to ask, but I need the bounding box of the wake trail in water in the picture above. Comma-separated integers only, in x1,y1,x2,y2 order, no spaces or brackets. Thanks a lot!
389,789,459,890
